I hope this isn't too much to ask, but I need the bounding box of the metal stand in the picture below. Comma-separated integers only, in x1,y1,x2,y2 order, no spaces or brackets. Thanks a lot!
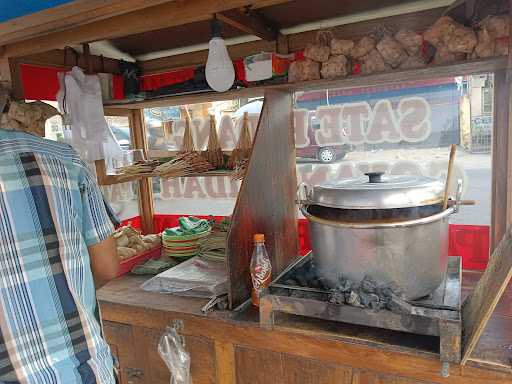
260,254,462,367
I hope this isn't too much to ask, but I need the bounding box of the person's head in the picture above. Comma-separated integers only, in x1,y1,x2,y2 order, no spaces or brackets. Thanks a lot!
1,86,59,137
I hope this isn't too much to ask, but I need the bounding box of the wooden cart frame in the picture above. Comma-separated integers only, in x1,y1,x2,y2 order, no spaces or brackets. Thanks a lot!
1,0,512,379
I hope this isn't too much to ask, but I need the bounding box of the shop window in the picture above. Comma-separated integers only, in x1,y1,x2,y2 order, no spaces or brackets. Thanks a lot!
482,86,493,114
295,76,493,231
145,99,258,216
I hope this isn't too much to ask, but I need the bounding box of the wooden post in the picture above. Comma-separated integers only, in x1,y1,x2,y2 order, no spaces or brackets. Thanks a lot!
131,109,155,234
491,69,510,250
227,89,299,309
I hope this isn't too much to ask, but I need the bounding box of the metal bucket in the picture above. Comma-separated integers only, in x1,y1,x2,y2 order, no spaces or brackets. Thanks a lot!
301,206,454,300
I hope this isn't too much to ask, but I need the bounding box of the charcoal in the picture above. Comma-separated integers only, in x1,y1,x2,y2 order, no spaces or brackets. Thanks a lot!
360,276,378,293
386,292,414,314
346,290,364,308
328,290,346,305
295,273,309,287
337,279,353,292
360,292,381,310
283,278,299,286
318,277,335,290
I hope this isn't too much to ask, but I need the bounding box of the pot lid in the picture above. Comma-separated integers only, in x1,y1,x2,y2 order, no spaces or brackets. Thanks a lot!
309,172,445,209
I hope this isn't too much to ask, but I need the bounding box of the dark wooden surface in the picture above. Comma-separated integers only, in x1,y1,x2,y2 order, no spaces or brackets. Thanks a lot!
227,89,299,309
98,270,512,382
462,228,512,364
490,70,510,251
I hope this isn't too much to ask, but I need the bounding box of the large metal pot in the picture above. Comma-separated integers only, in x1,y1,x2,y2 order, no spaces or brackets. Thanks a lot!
300,172,460,300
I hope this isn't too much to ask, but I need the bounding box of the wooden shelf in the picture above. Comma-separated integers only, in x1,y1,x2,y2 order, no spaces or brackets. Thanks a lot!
104,57,507,110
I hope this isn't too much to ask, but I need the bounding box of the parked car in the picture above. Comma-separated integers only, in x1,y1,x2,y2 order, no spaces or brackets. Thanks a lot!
296,112,349,163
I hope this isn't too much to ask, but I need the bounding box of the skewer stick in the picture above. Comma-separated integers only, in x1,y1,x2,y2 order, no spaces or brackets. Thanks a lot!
443,144,457,210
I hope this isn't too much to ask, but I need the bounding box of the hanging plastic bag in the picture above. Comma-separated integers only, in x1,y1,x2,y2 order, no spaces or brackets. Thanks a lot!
158,326,192,384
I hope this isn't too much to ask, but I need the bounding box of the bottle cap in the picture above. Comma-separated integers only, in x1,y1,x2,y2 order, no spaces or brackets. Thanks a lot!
253,233,265,242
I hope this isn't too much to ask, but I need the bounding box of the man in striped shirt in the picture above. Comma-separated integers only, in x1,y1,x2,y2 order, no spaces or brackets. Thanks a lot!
0,124,119,383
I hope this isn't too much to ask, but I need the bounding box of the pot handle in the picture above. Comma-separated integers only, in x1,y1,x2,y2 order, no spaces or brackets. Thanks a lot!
296,182,310,206
454,179,463,213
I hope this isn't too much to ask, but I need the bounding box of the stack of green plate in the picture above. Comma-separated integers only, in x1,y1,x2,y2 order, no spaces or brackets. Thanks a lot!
162,225,211,259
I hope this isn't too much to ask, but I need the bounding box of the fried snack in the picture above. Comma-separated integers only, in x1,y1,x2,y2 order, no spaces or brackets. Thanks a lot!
394,29,423,55
351,36,376,59
330,38,354,56
376,35,408,68
321,55,349,79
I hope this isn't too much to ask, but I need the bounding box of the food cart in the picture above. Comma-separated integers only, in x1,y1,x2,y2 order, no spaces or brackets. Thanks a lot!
1,0,512,382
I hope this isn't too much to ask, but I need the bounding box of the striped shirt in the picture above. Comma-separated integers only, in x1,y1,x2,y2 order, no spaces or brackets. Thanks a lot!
0,129,115,384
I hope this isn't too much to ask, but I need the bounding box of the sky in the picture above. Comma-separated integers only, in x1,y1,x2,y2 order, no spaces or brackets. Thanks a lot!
0,0,73,23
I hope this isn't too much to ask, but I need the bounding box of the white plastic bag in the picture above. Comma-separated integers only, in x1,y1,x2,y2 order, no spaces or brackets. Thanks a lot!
57,66,122,161
158,326,192,384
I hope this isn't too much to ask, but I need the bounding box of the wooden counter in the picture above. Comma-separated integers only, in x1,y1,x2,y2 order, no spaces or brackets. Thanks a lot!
98,271,512,384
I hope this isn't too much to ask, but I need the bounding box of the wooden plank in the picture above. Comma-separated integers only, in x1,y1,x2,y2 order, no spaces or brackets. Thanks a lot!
97,276,512,383
216,9,278,41
131,326,216,384
215,342,236,384
287,8,445,52
131,110,155,234
351,370,432,384
3,0,291,58
281,355,352,384
18,49,121,74
461,228,512,364
139,39,276,74
0,0,177,46
491,70,510,251
106,57,508,110
235,346,284,384
227,89,298,308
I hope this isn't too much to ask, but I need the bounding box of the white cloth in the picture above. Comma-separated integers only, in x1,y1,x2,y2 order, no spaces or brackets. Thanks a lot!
57,66,122,161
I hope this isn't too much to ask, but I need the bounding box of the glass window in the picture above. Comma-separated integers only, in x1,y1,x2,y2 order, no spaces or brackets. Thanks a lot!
145,99,260,216
482,86,493,114
295,75,493,228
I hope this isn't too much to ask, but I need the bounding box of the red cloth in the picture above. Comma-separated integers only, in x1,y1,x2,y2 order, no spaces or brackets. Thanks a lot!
121,215,490,271
20,63,125,101
20,64,63,101
112,75,125,99
140,68,195,91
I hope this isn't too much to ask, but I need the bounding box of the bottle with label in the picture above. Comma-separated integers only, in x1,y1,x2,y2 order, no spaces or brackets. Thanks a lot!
250,234,272,307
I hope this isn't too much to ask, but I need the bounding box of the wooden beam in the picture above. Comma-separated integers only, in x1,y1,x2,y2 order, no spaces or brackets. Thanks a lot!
0,53,12,91
16,49,121,74
287,8,445,52
130,110,155,234
3,0,291,59
140,39,276,74
0,0,180,46
461,228,512,364
216,9,278,41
